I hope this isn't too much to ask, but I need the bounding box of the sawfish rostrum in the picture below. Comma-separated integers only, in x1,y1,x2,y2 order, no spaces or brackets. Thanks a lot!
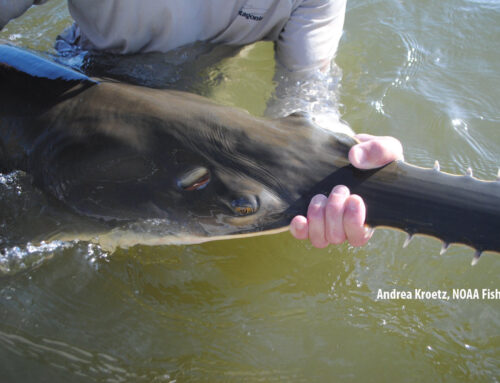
0,45,499,259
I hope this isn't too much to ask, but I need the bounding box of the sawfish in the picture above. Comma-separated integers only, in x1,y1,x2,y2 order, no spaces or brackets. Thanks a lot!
0,44,499,262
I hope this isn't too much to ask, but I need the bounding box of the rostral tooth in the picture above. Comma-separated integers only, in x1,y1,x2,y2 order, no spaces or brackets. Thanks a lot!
440,242,449,255
402,233,413,248
433,160,440,171
471,250,482,266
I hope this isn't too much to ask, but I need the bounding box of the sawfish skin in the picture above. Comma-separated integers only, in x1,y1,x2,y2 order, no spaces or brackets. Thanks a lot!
0,45,499,258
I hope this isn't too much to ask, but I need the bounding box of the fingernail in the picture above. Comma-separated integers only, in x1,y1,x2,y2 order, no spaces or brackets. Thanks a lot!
332,185,349,196
295,218,307,232
311,195,325,206
351,146,366,165
290,216,308,239
346,198,358,212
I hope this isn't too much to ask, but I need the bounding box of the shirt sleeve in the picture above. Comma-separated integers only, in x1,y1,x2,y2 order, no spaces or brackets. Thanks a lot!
0,0,48,30
0,0,33,29
275,0,346,72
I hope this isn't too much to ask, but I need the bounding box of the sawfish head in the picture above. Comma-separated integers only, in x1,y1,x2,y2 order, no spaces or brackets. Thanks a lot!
0,44,356,244
32,83,356,242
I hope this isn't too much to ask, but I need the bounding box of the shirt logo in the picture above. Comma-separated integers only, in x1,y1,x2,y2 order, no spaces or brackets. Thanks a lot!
238,9,264,21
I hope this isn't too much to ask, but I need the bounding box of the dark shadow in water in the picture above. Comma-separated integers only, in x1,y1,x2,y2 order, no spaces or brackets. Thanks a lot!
54,24,243,96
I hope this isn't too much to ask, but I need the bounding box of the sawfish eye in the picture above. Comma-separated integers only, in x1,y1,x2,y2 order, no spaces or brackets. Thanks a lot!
177,167,210,191
231,196,259,216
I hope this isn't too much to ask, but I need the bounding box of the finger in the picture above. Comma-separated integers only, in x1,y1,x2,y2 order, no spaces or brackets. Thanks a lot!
307,194,329,248
343,195,373,247
325,185,349,244
290,215,309,240
349,136,403,169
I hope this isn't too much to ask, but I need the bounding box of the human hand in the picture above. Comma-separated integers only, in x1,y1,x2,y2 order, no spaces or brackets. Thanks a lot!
290,134,404,248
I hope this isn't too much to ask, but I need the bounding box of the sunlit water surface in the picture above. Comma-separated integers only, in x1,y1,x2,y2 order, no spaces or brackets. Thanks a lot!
0,0,499,381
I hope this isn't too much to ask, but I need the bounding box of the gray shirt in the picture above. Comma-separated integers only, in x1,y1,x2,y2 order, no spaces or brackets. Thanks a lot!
0,0,346,71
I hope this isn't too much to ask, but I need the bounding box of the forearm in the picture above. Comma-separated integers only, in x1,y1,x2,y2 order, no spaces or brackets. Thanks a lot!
266,0,350,133
265,58,353,135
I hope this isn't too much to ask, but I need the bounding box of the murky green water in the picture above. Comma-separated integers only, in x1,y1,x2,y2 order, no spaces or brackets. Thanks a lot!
1,0,499,382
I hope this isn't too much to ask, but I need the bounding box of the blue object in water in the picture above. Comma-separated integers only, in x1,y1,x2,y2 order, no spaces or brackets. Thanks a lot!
0,44,97,84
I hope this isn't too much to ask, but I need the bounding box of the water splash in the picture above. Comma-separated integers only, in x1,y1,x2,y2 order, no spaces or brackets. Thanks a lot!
266,63,343,118
0,241,72,275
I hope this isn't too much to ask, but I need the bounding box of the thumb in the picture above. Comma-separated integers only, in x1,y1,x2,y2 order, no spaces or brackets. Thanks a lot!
348,136,403,169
